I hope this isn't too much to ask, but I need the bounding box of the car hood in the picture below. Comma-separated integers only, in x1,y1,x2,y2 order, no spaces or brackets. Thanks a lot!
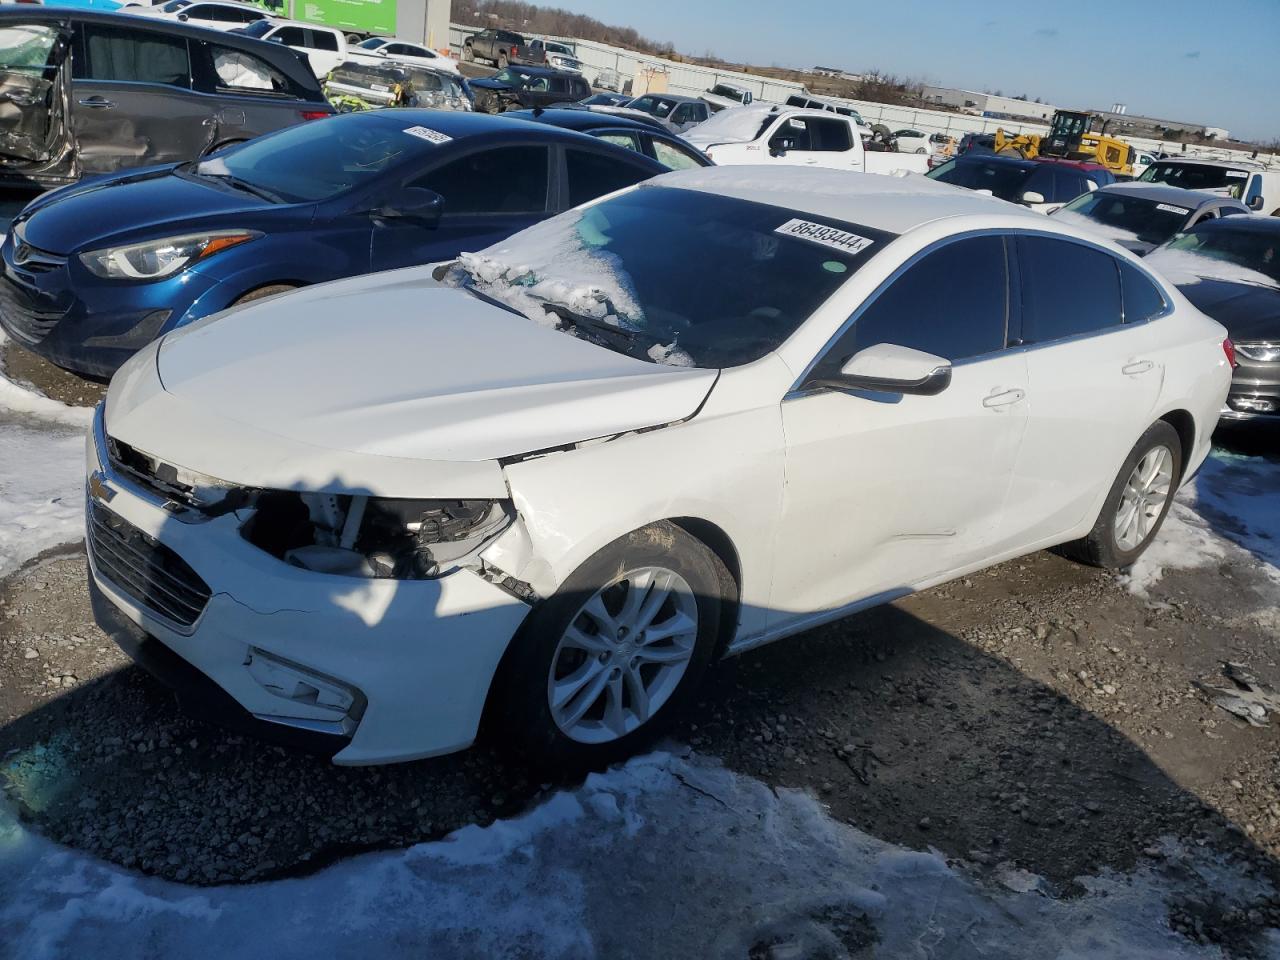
1178,278,1280,341
469,78,511,91
106,270,718,496
17,168,273,254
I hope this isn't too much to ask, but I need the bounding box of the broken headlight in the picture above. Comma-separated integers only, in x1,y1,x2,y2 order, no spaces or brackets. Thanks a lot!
243,494,514,580
79,230,261,281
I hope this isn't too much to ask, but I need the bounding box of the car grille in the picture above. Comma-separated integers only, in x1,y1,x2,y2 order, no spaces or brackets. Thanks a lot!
88,499,212,628
0,275,66,345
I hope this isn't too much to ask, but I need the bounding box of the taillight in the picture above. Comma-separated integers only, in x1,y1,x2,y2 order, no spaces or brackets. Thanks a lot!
299,110,330,122
1223,338,1237,368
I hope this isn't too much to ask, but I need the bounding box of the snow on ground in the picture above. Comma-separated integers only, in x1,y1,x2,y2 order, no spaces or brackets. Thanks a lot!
0,334,89,578
1125,449,1280,595
2,750,1278,960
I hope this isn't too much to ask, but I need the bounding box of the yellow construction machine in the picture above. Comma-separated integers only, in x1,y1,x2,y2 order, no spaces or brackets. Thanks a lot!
994,110,1136,177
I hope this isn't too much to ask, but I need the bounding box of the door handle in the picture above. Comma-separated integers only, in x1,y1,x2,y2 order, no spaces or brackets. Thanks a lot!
1122,360,1155,376
77,97,115,109
982,388,1025,408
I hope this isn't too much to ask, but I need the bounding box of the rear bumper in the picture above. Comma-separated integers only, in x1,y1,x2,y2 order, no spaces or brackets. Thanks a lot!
1220,361,1280,422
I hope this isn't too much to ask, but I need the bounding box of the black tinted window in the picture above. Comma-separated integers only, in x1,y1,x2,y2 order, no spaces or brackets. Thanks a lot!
311,30,339,51
810,117,852,151
417,147,549,214
275,26,306,45
770,116,811,151
1119,261,1167,324
83,26,190,87
565,149,652,207
813,236,1009,377
1019,236,1122,342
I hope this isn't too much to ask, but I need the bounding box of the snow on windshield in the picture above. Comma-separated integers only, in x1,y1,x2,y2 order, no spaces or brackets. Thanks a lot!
683,104,775,144
1145,248,1279,288
1052,210,1141,244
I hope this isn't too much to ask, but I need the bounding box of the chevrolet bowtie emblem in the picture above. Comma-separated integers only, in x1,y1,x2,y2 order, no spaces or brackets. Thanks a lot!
88,471,116,503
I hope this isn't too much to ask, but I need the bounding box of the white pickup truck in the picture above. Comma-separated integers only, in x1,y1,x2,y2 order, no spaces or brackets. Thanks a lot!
684,104,931,176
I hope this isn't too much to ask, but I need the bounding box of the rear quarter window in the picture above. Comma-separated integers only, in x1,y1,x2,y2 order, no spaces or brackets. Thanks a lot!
1119,261,1168,324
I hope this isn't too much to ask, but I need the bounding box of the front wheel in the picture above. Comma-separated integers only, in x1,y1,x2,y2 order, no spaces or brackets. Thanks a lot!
1061,420,1182,569
495,522,726,771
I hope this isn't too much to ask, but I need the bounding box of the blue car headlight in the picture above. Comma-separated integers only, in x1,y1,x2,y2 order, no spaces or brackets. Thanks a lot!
79,229,261,281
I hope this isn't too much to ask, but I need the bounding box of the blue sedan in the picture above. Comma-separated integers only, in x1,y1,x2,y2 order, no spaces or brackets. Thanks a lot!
0,110,667,378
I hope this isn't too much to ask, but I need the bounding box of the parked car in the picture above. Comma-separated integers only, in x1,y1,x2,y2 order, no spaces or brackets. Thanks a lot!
700,82,753,111
323,60,471,112
461,27,524,68
1139,159,1280,216
893,129,930,153
234,17,345,77
127,0,272,31
580,92,630,108
784,92,865,125
0,111,666,377
1132,151,1157,178
957,132,996,156
1052,183,1249,256
84,166,1230,768
623,93,711,132
683,105,931,175
0,8,333,187
516,38,582,73
927,154,1112,213
1146,217,1280,424
594,67,622,93
470,66,590,113
505,108,711,170
347,35,460,75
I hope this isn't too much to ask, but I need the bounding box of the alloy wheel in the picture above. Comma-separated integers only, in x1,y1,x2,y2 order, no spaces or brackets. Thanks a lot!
1114,445,1174,552
547,567,699,744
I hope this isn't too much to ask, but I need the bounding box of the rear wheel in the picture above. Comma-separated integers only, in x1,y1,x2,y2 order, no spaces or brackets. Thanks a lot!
1060,420,1182,569
496,522,725,771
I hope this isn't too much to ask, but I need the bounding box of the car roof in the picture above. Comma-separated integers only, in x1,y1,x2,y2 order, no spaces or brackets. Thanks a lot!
260,17,339,30
501,65,573,77
955,153,1035,170
634,93,703,104
1097,182,1233,208
1190,216,1280,236
506,107,657,133
0,6,276,42
648,166,1048,235
1153,157,1265,171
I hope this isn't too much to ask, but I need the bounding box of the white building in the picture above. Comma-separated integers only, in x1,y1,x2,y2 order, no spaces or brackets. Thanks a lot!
920,86,1057,122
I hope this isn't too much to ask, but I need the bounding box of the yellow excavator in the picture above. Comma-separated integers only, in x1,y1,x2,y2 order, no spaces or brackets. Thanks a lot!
994,110,1136,177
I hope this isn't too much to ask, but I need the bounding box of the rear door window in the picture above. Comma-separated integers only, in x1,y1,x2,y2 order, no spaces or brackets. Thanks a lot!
809,117,852,151
309,30,339,52
565,147,653,207
81,25,191,88
206,45,294,95
415,146,549,215
810,235,1011,380
1018,236,1123,343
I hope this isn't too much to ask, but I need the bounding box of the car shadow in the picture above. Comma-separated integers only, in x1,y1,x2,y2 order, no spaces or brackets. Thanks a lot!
1190,433,1280,573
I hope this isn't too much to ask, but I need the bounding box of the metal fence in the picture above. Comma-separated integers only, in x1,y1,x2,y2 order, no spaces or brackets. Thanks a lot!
448,24,1278,170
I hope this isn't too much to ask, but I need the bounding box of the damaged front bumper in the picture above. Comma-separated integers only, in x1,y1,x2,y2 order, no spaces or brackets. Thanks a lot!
85,404,534,765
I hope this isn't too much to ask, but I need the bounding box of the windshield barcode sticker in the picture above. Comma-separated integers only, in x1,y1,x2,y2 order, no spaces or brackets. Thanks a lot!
403,125,452,144
775,219,874,255
1156,203,1190,215
1226,170,1249,178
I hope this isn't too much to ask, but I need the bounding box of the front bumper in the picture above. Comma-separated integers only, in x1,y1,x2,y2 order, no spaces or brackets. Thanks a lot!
85,404,532,765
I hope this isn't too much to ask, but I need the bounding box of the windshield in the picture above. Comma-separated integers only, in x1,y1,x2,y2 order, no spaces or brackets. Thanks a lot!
710,85,743,99
1158,229,1280,286
239,19,274,38
444,186,891,368
184,114,435,203
545,42,572,55
159,0,192,11
927,158,1030,201
1055,192,1190,245
629,96,676,118
582,93,623,106
1139,162,1252,199
493,67,537,85
684,106,774,143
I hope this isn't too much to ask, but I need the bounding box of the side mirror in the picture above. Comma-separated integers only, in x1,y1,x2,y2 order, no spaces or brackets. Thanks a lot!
375,187,443,225
176,12,188,20
1021,190,1046,205
377,48,389,56
1249,195,1264,211
809,343,952,396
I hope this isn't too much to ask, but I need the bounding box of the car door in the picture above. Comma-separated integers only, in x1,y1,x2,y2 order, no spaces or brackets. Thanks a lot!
71,21,218,175
1001,235,1166,541
0,19,73,177
195,40,318,144
369,144,554,272
764,114,814,166
770,234,1030,623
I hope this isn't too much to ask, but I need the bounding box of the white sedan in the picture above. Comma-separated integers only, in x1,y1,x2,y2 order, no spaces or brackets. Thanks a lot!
126,0,274,31
87,168,1231,769
347,36,461,75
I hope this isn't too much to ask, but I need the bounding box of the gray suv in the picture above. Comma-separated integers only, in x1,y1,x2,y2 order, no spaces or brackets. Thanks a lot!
0,8,333,187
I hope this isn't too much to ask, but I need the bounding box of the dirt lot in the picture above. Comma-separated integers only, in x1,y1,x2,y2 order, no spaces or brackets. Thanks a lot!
3,348,1280,953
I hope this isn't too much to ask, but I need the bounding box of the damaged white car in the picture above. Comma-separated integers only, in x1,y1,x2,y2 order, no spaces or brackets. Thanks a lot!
87,167,1232,768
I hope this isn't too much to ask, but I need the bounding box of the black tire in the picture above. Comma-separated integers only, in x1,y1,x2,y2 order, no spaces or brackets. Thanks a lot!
495,522,726,772
231,284,297,307
1059,420,1182,569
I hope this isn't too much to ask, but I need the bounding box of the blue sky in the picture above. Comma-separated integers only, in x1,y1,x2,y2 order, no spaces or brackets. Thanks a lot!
550,0,1280,142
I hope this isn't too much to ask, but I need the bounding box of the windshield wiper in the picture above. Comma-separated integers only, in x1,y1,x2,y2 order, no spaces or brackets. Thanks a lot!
203,174,284,204
541,302,659,359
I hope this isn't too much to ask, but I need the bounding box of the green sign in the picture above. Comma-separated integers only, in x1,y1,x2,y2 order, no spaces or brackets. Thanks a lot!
255,0,397,35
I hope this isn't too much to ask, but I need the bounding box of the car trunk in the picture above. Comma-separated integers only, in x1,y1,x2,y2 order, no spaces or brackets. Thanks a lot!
0,21,72,172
